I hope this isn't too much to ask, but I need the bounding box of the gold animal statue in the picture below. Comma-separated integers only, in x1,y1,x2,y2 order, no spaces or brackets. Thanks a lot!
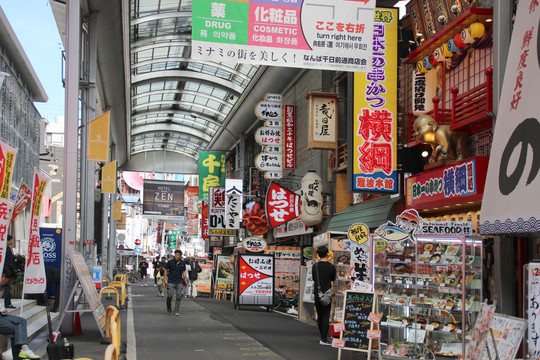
413,114,467,163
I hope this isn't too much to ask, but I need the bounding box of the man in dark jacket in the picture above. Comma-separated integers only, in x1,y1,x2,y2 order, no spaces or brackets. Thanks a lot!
187,257,202,298
312,246,336,346
163,250,187,316
3,235,14,308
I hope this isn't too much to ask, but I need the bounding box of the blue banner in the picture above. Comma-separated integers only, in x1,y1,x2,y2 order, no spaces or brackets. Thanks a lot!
40,228,62,296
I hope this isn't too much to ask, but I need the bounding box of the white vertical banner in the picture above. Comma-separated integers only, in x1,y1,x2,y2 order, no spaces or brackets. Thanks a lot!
225,179,243,229
0,140,17,277
23,171,48,294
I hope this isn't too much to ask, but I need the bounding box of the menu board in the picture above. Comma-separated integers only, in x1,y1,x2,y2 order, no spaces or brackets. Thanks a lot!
197,263,213,294
528,263,540,358
340,291,375,352
482,314,527,360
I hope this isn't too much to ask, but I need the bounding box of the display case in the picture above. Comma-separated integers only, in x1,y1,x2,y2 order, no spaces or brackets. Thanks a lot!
374,235,483,358
331,248,352,322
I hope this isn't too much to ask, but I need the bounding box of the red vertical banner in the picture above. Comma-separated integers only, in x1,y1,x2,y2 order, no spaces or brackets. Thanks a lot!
201,201,209,239
284,105,295,169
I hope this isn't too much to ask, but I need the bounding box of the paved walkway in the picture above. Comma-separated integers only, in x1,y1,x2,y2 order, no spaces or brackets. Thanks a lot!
37,284,365,359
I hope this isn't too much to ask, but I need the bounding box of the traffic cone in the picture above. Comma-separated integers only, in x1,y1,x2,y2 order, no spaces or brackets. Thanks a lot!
73,312,83,335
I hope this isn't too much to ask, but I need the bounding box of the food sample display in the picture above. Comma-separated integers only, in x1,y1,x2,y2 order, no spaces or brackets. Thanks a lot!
374,235,483,358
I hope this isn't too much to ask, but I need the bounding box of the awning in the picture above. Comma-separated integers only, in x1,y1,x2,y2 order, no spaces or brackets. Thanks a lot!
326,196,402,232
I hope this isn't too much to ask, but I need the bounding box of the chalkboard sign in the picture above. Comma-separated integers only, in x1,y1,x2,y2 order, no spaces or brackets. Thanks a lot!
341,290,375,352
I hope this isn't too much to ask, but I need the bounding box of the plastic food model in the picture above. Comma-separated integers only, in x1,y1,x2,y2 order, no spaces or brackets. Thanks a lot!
242,202,269,235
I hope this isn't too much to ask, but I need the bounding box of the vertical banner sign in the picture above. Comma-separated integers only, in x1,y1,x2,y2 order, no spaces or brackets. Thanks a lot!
307,92,339,150
39,228,62,298
353,8,398,193
412,67,438,115
236,253,274,306
87,111,110,162
191,0,376,72
10,183,31,224
101,160,117,194
528,264,540,358
0,141,16,276
187,186,199,235
284,105,295,169
24,171,48,294
199,151,226,201
112,199,122,220
201,201,209,239
480,0,540,234
347,224,373,284
249,167,264,195
265,182,301,228
225,179,243,229
209,187,236,236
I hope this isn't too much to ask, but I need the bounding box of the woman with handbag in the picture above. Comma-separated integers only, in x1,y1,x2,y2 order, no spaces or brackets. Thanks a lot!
312,246,336,346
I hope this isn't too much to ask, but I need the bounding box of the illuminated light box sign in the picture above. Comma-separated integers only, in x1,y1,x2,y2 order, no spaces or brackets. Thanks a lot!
142,180,185,219
406,156,489,210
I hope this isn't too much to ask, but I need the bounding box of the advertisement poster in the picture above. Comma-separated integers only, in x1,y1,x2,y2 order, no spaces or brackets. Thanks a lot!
199,151,226,201
215,255,234,290
284,105,295,169
142,180,184,219
192,0,376,72
352,8,398,193
0,140,16,277
347,224,373,284
265,246,300,295
209,187,236,236
9,182,31,224
197,263,213,294
236,253,274,306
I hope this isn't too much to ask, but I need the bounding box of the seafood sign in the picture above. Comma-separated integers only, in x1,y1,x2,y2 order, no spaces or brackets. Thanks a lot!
340,291,375,352
374,209,423,242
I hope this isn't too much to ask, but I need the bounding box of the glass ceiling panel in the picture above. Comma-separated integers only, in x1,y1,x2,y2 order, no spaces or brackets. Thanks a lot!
130,0,259,156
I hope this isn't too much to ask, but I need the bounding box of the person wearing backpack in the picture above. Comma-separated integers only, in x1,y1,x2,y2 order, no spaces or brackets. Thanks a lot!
312,246,336,346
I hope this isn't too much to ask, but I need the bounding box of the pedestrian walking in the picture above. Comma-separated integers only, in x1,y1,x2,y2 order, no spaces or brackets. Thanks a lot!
152,256,160,287
187,257,202,298
312,246,336,346
139,258,149,286
163,250,187,316
184,258,191,297
156,256,167,297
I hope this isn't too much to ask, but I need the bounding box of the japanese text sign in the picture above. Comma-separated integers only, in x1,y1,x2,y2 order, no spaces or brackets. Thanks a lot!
10,183,31,224
528,263,540,358
307,92,338,149
353,8,398,193
199,151,226,201
284,105,295,169
406,157,488,210
347,226,373,284
340,291,375,352
265,182,301,228
255,127,283,146
192,0,376,72
255,100,283,120
201,201,209,239
24,171,48,294
480,0,540,234
209,187,236,236
0,140,16,277
236,253,274,306
225,179,243,229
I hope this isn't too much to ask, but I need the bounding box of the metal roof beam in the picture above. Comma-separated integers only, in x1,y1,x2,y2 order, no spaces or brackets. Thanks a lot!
131,109,222,126
132,89,232,108
132,100,229,118
131,123,213,142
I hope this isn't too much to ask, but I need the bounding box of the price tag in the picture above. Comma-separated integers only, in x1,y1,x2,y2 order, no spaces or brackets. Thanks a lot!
332,339,345,348
425,324,435,331
404,258,411,263
406,279,413,285
406,329,426,343
368,312,382,324
442,325,452,332
333,322,345,332
413,323,423,329
445,305,454,310
367,330,381,339
456,329,462,334
395,279,402,284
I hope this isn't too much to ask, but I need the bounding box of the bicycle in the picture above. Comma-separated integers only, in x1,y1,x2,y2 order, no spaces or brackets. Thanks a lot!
273,286,300,311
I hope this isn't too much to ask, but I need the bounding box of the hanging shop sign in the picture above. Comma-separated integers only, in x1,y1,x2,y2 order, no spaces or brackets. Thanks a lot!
284,105,295,169
187,213,199,236
307,92,338,150
273,219,313,239
87,111,110,162
255,127,283,146
255,153,282,173
266,182,301,229
201,201,209,239
480,0,540,235
375,209,423,243
300,171,323,226
165,230,181,249
192,0,376,73
352,8,398,194
242,237,267,253
263,146,282,154
347,224,373,284
255,101,283,121
406,156,488,210
417,220,473,236
225,179,243,230
235,253,274,307
527,263,540,358
249,167,263,195
412,67,438,115
142,180,184,219
198,151,226,201
209,187,236,236
187,186,199,214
